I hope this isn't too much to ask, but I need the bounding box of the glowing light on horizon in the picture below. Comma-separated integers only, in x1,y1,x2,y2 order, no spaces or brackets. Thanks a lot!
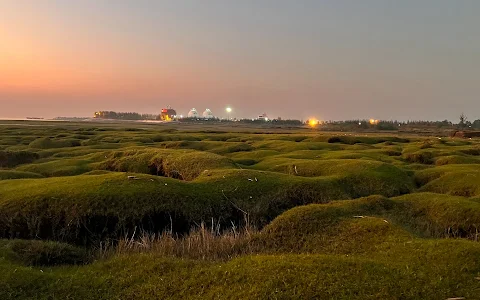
308,118,320,127
225,107,232,120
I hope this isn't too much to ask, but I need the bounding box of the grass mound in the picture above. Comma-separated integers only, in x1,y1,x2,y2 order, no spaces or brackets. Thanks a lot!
260,193,480,249
227,149,280,162
1,239,87,266
163,140,255,154
97,148,237,180
16,158,93,177
29,137,81,149
0,170,44,180
434,155,480,165
414,165,480,196
0,150,39,167
327,136,409,145
0,171,354,243
258,196,411,253
414,164,478,185
391,193,480,238
420,173,480,197
256,158,414,197
459,147,480,156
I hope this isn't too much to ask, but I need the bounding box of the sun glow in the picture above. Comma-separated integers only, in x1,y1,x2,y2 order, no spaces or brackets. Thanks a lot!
308,118,320,127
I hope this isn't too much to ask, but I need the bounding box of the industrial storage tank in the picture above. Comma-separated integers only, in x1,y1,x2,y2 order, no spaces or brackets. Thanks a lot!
202,109,214,119
160,107,177,121
188,108,199,118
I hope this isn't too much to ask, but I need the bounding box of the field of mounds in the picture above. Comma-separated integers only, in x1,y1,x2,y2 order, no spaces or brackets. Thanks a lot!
1,121,480,299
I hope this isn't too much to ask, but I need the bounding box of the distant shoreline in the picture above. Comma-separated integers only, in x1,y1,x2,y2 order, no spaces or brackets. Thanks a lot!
0,117,174,123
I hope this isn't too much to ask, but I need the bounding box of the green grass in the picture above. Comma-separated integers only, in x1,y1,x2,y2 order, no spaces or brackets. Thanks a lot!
1,121,480,299
1,239,480,299
0,171,351,243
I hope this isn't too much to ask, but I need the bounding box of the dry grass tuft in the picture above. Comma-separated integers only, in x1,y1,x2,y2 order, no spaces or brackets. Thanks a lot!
99,222,257,261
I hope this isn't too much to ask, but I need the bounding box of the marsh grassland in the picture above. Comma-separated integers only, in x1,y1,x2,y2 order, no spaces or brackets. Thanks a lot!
1,121,480,299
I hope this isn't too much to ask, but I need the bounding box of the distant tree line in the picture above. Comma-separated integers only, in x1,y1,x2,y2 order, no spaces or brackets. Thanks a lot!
321,116,480,131
92,110,480,130
179,117,304,126
93,111,159,120
240,118,303,126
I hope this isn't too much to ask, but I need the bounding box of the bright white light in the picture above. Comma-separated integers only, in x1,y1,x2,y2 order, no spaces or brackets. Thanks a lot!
226,107,232,113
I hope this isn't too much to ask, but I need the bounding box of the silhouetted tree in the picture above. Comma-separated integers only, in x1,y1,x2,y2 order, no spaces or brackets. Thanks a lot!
459,113,467,128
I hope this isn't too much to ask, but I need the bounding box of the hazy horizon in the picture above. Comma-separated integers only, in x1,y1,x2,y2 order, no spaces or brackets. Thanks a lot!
1,1,479,121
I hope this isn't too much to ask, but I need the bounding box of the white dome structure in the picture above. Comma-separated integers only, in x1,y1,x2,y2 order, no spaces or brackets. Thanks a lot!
188,108,199,118
202,109,214,119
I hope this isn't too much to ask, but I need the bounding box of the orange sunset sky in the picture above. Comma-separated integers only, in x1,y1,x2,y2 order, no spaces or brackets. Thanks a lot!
1,1,479,120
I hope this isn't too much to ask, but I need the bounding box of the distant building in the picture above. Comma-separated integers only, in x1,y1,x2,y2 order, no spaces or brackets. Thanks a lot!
257,113,269,121
188,108,199,118
203,109,214,119
160,107,177,121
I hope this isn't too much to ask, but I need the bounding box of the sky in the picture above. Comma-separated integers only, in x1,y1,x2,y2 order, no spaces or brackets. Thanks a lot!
1,0,479,121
